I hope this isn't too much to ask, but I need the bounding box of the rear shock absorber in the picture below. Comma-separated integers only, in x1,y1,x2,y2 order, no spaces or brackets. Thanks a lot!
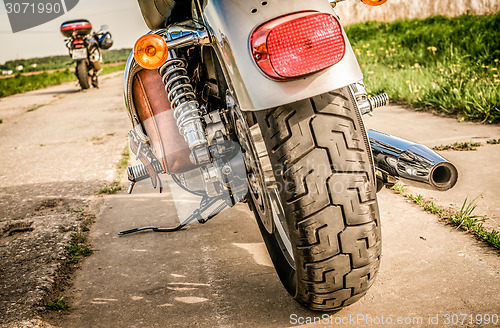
158,54,210,165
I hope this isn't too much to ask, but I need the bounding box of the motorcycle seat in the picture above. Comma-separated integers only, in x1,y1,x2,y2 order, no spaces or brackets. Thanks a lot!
138,0,192,30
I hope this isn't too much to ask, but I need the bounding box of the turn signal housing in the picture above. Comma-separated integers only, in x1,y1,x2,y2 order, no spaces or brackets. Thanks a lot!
361,0,387,6
134,34,168,70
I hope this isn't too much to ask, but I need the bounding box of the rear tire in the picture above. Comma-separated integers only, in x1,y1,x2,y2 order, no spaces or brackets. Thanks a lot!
253,86,381,311
76,61,91,90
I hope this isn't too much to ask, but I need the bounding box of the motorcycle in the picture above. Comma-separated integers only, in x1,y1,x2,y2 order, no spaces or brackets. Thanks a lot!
60,19,113,89
120,0,458,311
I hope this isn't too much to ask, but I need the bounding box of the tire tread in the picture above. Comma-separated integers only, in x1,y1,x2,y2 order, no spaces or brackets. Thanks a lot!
256,87,381,311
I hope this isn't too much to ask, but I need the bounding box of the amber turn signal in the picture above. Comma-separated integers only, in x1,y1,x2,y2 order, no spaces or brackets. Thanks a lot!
361,0,387,6
133,34,169,70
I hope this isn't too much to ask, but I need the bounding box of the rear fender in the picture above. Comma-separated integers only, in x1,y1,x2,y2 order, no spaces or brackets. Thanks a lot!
200,0,363,111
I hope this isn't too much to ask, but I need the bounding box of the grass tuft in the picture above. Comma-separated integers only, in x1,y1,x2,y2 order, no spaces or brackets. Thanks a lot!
391,183,500,249
65,228,93,263
98,180,122,195
432,141,481,151
27,104,44,112
45,297,69,311
487,138,500,144
97,146,129,195
117,146,130,172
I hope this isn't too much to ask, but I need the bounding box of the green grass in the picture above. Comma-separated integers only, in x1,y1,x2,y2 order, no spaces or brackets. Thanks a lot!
432,141,482,151
117,145,130,172
98,181,122,195
0,48,131,72
0,70,76,98
71,232,87,244
66,241,92,263
346,13,500,123
45,296,69,311
101,63,126,75
487,138,500,144
0,63,126,98
65,228,93,263
27,104,45,112
391,183,500,249
98,146,129,195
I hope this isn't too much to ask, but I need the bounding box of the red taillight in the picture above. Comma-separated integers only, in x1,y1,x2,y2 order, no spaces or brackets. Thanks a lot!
250,11,345,80
73,39,84,49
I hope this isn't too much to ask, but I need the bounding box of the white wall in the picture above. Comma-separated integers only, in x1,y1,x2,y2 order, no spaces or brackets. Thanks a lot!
336,0,500,25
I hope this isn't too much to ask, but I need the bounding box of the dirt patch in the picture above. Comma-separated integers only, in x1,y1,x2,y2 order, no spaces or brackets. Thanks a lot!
0,182,104,325
0,182,102,222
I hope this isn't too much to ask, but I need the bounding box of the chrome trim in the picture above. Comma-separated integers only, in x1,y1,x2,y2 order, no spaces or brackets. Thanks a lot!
166,29,210,48
368,130,458,191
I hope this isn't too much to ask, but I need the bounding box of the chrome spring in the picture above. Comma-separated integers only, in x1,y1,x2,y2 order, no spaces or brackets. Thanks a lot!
367,93,389,110
159,58,200,136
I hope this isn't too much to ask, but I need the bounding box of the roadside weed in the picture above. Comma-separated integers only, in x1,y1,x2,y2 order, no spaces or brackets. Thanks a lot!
97,146,129,195
45,296,69,311
27,104,44,112
391,183,500,249
432,141,481,151
66,229,93,263
98,180,122,194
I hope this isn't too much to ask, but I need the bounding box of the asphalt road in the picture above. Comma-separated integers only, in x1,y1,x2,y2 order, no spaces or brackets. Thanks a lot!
1,73,499,328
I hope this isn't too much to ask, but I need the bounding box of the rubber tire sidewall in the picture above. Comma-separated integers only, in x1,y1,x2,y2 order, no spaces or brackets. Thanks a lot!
76,61,91,90
253,86,382,311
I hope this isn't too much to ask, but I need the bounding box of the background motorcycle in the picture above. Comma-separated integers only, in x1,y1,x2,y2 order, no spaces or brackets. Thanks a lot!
121,0,458,311
60,20,113,89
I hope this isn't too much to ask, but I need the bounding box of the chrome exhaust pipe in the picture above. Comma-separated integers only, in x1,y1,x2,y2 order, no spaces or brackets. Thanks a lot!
368,130,458,191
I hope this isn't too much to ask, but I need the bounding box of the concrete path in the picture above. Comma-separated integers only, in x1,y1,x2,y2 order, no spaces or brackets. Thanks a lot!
46,187,500,328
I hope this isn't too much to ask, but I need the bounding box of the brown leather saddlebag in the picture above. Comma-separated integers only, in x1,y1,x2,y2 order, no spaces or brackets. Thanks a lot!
132,69,197,174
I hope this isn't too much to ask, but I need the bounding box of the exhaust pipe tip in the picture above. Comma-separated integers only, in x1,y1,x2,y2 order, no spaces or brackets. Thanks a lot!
429,162,458,191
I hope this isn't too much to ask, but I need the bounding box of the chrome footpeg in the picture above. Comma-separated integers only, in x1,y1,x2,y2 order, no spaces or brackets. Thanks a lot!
364,93,389,114
126,161,164,194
